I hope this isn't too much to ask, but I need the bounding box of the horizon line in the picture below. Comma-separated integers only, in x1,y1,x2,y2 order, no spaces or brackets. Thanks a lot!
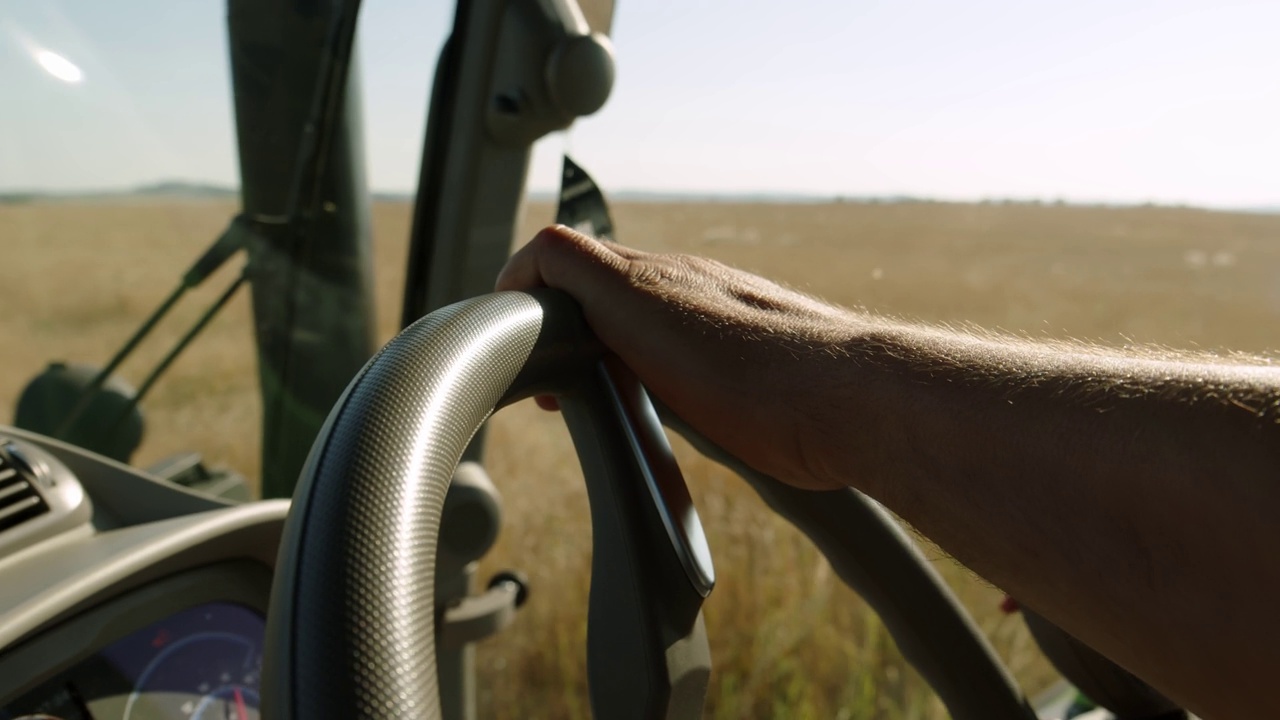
1,180,1277,213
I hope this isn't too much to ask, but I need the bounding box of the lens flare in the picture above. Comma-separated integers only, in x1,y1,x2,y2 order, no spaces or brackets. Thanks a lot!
35,49,83,83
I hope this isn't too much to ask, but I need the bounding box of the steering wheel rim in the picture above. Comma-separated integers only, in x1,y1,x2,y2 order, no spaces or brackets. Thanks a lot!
263,289,714,720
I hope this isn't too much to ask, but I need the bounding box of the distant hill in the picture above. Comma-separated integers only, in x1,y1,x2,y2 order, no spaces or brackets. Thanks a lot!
0,181,420,205
0,180,237,204
131,180,238,199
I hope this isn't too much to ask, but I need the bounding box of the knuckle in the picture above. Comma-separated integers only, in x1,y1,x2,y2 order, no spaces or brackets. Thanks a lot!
533,225,585,252
623,261,669,289
622,255,694,291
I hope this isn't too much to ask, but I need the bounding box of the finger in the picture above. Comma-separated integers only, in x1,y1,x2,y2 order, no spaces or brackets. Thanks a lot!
538,224,645,259
495,225,635,296
494,233,552,291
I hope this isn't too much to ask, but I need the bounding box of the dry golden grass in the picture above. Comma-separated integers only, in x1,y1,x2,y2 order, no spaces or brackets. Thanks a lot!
4,198,1279,718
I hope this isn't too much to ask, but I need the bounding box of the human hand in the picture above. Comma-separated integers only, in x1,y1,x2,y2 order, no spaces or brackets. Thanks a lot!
496,225,862,490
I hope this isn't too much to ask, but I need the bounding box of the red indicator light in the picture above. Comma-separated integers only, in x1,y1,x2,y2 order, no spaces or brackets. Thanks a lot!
150,629,171,648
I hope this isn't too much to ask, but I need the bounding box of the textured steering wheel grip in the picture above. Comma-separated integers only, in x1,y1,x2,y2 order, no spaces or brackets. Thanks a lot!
263,289,712,720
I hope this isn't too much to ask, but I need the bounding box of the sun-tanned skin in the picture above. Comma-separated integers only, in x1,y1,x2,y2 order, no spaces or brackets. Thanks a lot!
497,224,1280,720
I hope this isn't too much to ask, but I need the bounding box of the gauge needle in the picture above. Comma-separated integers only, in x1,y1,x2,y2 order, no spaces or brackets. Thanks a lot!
235,687,249,720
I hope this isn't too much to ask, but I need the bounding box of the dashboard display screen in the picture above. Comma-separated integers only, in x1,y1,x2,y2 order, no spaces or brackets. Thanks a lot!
1,602,264,720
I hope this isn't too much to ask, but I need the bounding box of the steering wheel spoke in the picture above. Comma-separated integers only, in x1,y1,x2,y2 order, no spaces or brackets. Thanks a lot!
557,356,714,716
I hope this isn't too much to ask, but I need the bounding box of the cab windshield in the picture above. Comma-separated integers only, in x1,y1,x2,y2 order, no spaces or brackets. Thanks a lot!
0,0,449,484
3,1,1278,718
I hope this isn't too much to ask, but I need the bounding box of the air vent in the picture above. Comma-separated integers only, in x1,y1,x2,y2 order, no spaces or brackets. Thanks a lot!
0,448,49,533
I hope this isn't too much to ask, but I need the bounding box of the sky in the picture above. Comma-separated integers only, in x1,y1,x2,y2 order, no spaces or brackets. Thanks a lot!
2,0,1278,207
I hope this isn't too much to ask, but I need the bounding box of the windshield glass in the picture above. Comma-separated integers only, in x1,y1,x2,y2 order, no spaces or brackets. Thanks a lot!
0,1,447,485
4,1,1278,718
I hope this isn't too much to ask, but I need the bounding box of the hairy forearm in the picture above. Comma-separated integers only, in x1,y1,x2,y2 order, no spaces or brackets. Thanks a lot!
497,227,1279,717
810,319,1280,717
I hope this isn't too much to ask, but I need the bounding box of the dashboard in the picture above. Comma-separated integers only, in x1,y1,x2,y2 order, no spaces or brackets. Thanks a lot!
2,602,264,720
0,428,287,720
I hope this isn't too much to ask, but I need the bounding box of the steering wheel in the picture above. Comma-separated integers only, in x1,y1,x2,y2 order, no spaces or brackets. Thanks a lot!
263,290,715,720
264,289,1039,720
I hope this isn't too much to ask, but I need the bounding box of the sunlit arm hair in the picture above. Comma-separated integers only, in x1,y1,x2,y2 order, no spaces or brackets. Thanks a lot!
498,225,1280,719
806,317,1280,719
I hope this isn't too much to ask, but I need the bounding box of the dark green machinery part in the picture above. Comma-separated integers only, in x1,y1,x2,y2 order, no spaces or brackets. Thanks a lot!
11,210,254,469
113,272,248,429
14,363,143,464
227,0,377,499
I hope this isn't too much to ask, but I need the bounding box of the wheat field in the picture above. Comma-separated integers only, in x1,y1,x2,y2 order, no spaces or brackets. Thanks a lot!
3,198,1279,718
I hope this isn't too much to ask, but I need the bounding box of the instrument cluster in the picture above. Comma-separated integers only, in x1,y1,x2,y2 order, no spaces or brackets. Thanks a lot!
0,602,264,720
